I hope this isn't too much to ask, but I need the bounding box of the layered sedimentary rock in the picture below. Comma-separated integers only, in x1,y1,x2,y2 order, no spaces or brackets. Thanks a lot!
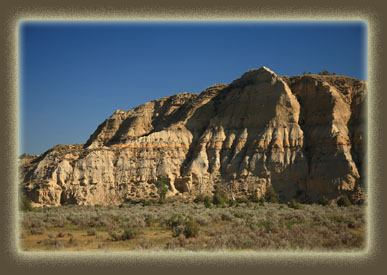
19,67,367,206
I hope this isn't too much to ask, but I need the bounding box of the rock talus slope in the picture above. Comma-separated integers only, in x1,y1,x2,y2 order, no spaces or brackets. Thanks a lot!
19,67,367,206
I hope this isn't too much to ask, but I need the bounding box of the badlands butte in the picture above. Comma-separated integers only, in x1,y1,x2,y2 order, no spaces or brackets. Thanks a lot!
19,67,367,207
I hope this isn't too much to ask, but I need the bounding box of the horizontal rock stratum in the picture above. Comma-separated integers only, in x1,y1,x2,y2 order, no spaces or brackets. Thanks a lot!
19,67,367,206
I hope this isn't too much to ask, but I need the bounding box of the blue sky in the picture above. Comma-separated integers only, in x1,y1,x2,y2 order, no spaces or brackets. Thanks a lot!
19,21,367,155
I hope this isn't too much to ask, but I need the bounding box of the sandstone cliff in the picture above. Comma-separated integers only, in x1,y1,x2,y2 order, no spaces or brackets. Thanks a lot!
19,67,367,206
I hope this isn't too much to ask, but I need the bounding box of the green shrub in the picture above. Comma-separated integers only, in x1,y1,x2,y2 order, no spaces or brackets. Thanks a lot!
228,199,237,207
141,199,154,206
213,193,225,207
288,199,301,209
30,228,44,235
236,197,249,204
183,219,199,238
319,196,330,206
212,186,229,207
330,216,344,223
337,195,351,207
204,196,212,208
121,227,138,240
144,214,154,227
265,186,279,203
259,221,273,232
168,215,199,238
193,194,205,203
168,214,185,229
221,213,233,221
259,197,266,206
248,193,260,203
108,231,121,241
108,227,138,241
20,194,33,211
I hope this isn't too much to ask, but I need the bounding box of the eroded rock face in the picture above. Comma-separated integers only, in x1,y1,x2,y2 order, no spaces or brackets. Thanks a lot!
19,67,367,206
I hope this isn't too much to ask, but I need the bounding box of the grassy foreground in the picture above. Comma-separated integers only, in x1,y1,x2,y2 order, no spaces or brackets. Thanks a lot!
19,201,365,252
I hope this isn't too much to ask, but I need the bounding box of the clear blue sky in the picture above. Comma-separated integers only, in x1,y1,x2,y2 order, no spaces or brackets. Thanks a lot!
19,21,367,155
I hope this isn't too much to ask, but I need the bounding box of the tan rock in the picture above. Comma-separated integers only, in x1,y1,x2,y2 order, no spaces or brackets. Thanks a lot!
20,68,366,206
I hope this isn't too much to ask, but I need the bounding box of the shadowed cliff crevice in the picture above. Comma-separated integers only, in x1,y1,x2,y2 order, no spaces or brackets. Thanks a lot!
347,87,367,190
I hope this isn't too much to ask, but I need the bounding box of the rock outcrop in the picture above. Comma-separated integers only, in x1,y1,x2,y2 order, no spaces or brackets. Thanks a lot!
19,67,367,206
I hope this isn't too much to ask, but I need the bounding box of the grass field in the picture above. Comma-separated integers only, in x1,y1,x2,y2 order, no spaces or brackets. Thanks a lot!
19,201,365,252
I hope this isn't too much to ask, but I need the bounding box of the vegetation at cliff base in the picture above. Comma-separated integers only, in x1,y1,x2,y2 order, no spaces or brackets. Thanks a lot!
19,200,365,252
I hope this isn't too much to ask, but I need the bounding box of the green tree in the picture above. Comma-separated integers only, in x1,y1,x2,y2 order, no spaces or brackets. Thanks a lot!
265,185,279,203
156,175,169,204
203,196,212,208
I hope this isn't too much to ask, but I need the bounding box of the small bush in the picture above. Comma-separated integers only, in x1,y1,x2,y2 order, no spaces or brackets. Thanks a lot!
19,153,27,159
168,215,200,238
337,195,351,207
141,199,153,206
288,199,301,209
236,197,249,204
193,194,205,203
330,216,344,223
30,228,44,235
118,203,125,208
20,194,33,211
212,186,229,207
121,227,138,240
221,213,233,221
172,224,185,237
259,197,266,206
42,238,64,250
87,228,96,236
319,196,330,206
144,215,154,227
248,193,260,203
108,231,121,241
168,214,185,229
183,219,199,238
228,199,237,207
